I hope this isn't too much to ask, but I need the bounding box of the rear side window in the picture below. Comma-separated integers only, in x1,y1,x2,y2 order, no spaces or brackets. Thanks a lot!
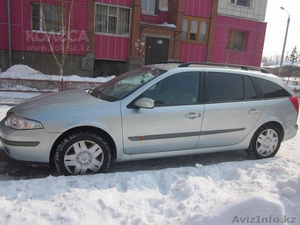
207,72,243,102
255,78,291,98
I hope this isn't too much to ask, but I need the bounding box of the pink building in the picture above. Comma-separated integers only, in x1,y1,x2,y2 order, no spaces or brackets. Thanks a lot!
0,0,268,76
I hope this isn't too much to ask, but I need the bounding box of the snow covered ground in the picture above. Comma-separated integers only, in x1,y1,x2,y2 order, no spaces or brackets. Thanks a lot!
0,64,114,82
0,65,299,225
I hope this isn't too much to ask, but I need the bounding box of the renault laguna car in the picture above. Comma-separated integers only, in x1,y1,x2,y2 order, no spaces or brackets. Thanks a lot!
0,63,298,175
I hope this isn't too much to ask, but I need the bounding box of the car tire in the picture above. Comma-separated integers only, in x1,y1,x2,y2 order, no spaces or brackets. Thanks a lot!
246,124,282,159
54,130,111,175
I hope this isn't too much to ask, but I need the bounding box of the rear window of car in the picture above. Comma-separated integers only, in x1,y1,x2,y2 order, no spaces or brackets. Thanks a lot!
254,77,291,98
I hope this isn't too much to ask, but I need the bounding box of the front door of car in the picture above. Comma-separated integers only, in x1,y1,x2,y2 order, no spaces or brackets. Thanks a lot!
121,72,204,155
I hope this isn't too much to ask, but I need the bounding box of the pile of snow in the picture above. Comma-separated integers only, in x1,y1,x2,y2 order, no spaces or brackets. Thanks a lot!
0,65,115,101
0,64,115,82
0,104,299,224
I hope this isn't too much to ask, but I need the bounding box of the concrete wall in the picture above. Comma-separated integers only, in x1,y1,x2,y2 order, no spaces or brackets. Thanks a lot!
1,50,94,76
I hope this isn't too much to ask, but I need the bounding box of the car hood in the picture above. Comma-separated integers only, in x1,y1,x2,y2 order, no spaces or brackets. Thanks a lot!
10,89,107,116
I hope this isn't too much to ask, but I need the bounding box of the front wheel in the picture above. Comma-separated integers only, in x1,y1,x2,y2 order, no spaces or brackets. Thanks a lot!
246,124,282,159
54,131,111,175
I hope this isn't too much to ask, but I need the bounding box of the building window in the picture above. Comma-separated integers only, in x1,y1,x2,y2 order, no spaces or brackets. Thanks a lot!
31,3,64,32
182,17,209,43
95,4,131,35
228,30,247,51
230,0,251,7
142,0,158,15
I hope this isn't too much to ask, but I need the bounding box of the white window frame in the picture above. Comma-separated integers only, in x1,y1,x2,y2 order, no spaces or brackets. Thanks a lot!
95,3,131,36
230,0,251,7
31,3,64,33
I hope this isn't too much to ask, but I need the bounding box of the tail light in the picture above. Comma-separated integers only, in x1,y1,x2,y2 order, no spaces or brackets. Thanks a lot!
289,96,299,115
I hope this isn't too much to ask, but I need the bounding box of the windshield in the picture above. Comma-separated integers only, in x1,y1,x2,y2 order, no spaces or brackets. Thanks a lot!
90,67,166,101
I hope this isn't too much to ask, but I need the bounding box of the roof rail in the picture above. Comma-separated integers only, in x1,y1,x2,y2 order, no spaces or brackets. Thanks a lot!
178,62,269,74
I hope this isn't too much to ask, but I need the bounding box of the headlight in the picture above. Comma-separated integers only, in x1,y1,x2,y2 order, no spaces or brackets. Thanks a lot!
5,113,43,130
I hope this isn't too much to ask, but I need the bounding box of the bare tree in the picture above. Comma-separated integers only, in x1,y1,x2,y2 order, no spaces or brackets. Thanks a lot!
39,0,74,77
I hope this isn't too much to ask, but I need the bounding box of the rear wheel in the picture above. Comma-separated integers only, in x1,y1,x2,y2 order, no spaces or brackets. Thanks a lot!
246,124,282,159
54,131,111,175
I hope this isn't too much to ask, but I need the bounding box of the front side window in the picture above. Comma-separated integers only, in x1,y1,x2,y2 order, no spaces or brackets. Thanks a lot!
228,30,247,51
208,72,244,102
95,4,131,35
182,17,209,44
142,0,158,15
31,3,64,32
142,72,201,106
231,0,251,7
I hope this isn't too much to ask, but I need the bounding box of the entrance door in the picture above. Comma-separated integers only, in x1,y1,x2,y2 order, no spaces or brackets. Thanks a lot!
145,37,169,65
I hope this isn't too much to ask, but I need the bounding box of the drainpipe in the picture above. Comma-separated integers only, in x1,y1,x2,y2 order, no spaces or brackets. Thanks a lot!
7,0,12,67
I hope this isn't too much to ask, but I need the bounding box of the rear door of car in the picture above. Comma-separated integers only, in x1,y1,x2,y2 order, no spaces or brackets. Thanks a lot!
197,70,266,148
121,71,204,155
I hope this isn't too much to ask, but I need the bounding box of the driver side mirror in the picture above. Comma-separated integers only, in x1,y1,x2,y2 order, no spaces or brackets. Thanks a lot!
134,98,155,109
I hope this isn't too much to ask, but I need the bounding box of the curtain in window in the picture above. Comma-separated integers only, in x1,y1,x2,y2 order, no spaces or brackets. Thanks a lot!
199,21,207,42
118,8,130,35
44,5,59,32
237,0,250,7
95,4,130,35
31,4,40,30
108,6,117,33
148,0,156,14
190,20,198,40
182,18,188,40
95,4,108,33
141,0,147,13
233,31,245,50
31,4,63,32
142,0,157,14
231,0,250,7
159,0,168,11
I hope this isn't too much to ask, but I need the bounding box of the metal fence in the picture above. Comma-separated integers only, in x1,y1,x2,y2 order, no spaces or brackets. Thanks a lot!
0,78,103,93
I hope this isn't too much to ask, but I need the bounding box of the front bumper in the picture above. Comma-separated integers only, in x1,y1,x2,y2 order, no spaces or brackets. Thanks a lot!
0,118,60,163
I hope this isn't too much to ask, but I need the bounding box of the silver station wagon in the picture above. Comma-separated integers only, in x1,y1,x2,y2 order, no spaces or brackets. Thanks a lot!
0,63,299,175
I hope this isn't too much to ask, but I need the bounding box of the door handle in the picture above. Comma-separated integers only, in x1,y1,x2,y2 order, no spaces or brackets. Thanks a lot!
185,112,201,119
248,109,260,115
